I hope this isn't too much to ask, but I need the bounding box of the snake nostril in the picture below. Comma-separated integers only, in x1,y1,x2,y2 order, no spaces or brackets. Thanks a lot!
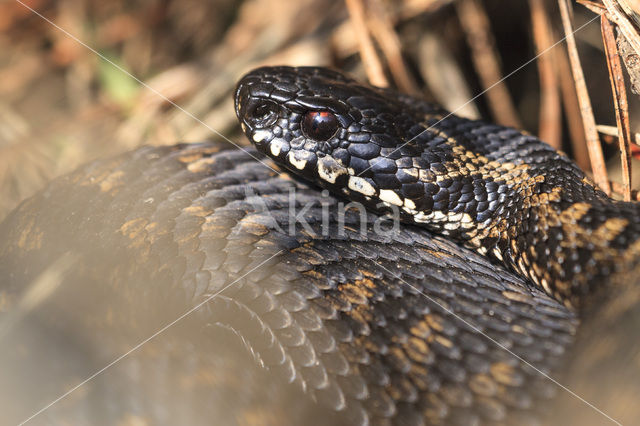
246,101,279,128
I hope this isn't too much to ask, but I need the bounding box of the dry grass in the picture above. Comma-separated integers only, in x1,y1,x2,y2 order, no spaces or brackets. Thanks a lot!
2,0,640,219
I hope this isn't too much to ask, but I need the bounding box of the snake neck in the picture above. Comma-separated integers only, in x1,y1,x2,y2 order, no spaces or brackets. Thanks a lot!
380,113,640,309
488,192,640,308
434,140,640,309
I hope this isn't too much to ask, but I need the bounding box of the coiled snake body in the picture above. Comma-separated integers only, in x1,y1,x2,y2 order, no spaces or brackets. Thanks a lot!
0,66,638,425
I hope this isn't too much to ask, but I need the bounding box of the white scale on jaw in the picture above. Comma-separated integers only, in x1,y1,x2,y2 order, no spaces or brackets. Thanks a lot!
287,149,315,170
347,176,376,196
269,139,288,157
379,189,403,206
252,130,271,144
317,155,349,184
253,132,292,159
272,144,477,235
316,154,377,196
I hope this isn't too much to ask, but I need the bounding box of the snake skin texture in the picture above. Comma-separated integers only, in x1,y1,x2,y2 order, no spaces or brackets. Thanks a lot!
0,66,638,425
0,142,589,425
235,66,640,310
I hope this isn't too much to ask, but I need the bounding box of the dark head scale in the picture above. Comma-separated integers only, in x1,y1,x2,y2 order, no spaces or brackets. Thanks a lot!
234,66,445,215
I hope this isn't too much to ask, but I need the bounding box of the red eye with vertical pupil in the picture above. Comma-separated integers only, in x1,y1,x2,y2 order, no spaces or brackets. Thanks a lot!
301,111,338,141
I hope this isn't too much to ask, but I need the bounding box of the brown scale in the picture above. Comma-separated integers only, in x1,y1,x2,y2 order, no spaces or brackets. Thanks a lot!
1,142,585,424
234,66,640,423
423,117,640,308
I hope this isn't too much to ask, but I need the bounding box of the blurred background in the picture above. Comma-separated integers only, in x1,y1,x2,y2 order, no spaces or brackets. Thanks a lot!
1,0,639,221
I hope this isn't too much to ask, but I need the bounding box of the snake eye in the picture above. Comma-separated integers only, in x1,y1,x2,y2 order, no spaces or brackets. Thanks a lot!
302,111,338,141
246,101,278,128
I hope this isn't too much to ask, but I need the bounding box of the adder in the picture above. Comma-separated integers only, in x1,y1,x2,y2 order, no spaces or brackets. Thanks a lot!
0,66,637,425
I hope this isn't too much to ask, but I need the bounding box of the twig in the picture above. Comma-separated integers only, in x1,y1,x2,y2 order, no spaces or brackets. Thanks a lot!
529,0,561,148
345,0,388,87
455,0,522,129
558,0,611,194
596,124,640,158
554,44,591,170
603,0,640,59
394,0,455,19
366,0,418,93
611,180,640,200
602,16,633,201
617,0,640,27
577,0,609,16
616,24,640,95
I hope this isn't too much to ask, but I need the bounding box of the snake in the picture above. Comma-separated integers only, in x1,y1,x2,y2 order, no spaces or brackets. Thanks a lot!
0,66,638,425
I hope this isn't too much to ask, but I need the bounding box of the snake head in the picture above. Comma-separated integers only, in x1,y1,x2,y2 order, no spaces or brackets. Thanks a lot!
235,66,443,212
235,66,399,181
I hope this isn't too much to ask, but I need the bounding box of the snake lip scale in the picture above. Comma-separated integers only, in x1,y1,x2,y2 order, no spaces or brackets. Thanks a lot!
235,65,640,310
